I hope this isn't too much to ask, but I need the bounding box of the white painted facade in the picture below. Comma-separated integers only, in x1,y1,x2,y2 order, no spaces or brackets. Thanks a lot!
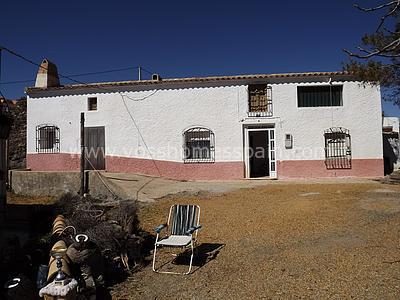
26,74,384,179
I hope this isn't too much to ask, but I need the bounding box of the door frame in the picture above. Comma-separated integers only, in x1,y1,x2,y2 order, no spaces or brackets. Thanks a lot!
244,126,277,179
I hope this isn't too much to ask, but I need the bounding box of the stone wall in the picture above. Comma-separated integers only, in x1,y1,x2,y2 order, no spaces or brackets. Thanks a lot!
7,99,27,169
9,170,125,199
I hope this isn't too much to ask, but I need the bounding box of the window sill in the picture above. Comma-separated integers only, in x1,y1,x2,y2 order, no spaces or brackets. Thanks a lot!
183,160,215,164
36,151,60,154
247,112,273,118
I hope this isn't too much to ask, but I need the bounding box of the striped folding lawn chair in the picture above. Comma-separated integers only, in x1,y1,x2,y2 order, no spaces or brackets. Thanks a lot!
152,204,202,275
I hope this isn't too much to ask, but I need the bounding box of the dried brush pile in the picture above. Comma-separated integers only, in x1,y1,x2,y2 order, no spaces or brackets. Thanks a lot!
55,193,151,284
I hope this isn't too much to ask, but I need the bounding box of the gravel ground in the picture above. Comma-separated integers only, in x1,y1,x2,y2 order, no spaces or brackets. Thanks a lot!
111,181,400,299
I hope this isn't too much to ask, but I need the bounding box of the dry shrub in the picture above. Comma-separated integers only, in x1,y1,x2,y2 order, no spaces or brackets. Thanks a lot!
56,193,82,217
55,193,146,283
83,222,124,258
114,200,139,235
69,203,100,232
56,193,101,232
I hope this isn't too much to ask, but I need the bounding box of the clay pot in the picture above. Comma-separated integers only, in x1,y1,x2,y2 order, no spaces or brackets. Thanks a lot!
47,241,71,282
52,215,66,236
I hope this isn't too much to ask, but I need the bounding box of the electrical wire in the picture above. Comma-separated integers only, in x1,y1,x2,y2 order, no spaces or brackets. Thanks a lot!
119,93,162,177
66,66,142,77
0,46,155,89
121,90,158,102
0,66,145,85
1,46,158,101
0,46,90,86
1,45,162,191
84,156,119,199
0,79,35,85
141,67,154,76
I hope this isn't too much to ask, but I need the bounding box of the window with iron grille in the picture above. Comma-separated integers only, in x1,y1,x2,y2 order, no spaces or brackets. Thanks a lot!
36,125,60,153
324,127,351,169
183,127,215,163
248,84,272,117
298,85,343,107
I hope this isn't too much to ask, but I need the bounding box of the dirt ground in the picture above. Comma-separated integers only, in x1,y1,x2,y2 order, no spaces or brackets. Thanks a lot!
6,192,56,205
111,180,400,299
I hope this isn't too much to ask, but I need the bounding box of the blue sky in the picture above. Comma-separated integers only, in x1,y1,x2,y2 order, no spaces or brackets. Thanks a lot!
1,0,399,116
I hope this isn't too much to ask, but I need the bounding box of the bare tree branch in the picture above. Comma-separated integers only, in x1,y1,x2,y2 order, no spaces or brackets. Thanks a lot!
344,1,400,105
344,36,400,58
377,0,400,31
354,1,400,32
383,27,399,35
344,1,400,59
354,1,398,12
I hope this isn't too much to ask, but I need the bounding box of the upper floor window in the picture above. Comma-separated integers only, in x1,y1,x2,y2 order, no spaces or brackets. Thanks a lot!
88,97,97,111
248,84,272,117
36,124,60,153
324,127,351,169
298,85,343,107
183,127,215,163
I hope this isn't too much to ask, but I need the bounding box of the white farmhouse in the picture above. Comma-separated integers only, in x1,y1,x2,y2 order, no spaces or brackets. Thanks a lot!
25,60,384,180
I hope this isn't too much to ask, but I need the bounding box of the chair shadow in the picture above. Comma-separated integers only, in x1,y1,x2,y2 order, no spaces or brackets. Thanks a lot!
171,243,225,272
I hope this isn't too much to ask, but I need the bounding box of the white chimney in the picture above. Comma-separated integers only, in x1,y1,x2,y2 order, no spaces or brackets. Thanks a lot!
35,59,60,88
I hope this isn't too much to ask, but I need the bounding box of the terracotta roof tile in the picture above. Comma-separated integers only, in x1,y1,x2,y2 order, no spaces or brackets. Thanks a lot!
26,71,353,94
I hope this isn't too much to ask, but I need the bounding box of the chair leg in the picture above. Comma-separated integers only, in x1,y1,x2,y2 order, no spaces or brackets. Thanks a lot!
153,240,195,275
185,240,194,275
152,243,158,272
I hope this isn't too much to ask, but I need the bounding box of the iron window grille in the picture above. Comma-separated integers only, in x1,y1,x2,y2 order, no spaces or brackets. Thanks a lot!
36,124,60,153
183,127,215,163
324,127,351,169
248,84,273,117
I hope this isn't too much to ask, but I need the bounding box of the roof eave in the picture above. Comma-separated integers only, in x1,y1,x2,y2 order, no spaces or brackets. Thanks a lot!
25,71,355,95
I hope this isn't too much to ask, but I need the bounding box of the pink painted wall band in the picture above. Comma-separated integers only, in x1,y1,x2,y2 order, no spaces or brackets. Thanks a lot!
277,159,384,179
27,154,384,180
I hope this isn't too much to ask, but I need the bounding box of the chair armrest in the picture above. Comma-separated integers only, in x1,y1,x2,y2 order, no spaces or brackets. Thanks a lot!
154,224,167,233
186,225,202,234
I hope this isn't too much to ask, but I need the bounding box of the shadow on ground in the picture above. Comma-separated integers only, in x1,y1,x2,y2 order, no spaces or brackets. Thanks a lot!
374,170,400,185
173,243,225,269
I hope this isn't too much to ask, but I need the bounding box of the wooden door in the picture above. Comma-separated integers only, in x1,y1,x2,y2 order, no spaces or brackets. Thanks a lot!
84,126,105,170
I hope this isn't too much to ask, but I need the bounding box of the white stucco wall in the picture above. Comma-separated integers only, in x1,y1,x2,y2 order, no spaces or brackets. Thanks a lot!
27,79,383,163
271,81,383,161
27,85,247,162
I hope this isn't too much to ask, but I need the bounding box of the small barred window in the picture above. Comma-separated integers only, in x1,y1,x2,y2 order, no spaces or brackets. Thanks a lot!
248,84,273,117
36,125,60,153
183,127,215,163
324,127,351,169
